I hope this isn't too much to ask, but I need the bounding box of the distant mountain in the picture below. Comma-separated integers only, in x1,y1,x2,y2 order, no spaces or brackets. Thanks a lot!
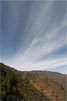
0,63,67,101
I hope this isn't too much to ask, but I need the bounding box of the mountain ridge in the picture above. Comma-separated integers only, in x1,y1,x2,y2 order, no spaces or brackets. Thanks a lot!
0,63,67,101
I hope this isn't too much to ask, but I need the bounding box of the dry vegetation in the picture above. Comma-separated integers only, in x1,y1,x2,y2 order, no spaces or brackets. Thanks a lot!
0,63,67,101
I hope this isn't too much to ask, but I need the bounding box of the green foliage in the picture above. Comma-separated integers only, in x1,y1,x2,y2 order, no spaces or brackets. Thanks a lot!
56,95,58,99
0,63,23,101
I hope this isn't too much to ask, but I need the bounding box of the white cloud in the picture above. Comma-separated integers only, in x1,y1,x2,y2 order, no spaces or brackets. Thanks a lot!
3,15,66,73
3,57,67,73
1,1,66,74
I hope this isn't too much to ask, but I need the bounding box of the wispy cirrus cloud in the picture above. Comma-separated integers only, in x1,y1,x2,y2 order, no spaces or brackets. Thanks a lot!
1,0,67,73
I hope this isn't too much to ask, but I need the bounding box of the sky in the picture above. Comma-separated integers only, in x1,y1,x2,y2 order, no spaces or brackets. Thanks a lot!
0,0,67,74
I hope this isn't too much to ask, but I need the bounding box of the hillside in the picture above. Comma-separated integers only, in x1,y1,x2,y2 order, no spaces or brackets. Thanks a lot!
0,63,67,101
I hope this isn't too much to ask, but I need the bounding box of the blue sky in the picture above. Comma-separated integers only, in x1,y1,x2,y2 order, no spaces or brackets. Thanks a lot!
0,0,67,74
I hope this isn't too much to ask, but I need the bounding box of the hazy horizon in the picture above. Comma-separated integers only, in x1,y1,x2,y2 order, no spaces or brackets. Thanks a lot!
0,0,67,74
